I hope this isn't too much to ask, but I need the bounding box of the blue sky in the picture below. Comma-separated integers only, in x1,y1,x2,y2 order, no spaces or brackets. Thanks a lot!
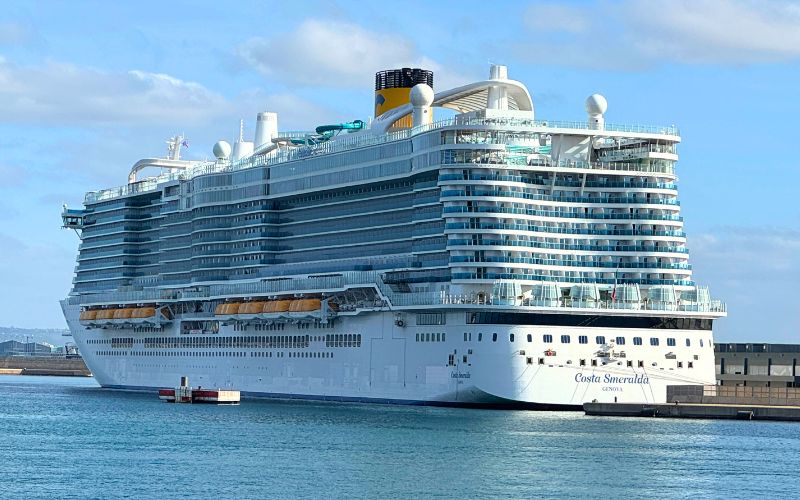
0,0,798,341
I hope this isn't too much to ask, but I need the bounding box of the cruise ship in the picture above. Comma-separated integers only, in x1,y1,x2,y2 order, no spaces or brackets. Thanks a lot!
61,65,726,408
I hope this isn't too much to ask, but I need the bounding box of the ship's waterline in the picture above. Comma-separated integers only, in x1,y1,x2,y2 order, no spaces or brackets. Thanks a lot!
61,64,724,407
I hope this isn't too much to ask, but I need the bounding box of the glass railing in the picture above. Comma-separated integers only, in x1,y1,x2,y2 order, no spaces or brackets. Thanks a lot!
446,239,690,253
444,222,686,237
442,205,683,221
449,255,691,270
440,189,680,205
438,174,677,190
451,272,694,286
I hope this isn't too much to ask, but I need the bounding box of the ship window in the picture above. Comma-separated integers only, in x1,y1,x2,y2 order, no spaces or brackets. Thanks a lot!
650,338,659,346
492,333,497,342
579,336,588,344
638,360,644,368
678,361,683,368
596,336,606,345
667,338,676,347
616,337,625,345
463,332,468,342
688,361,694,368
560,335,570,344
527,334,532,342
478,333,483,342
543,334,553,343
538,358,545,365
700,339,704,347
686,338,691,347
426,333,431,342
509,333,515,343
626,360,633,367
591,359,597,367
579,359,586,366
633,337,643,346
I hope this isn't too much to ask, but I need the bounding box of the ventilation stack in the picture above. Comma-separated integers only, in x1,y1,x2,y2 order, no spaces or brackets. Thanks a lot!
374,68,433,130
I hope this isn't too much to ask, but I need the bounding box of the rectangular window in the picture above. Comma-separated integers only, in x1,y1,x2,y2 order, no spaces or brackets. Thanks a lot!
633,337,642,346
543,334,553,343
417,312,445,325
638,360,644,368
560,335,571,344
678,361,683,368
616,337,625,345
509,333,515,342
591,359,598,367
527,334,532,342
650,338,659,346
626,360,633,367
579,335,588,344
596,336,606,345
686,338,691,347
492,333,498,342
579,359,586,366
667,338,676,347
688,361,694,368
538,357,545,365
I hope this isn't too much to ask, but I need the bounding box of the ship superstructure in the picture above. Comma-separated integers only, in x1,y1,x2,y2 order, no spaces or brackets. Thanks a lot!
61,66,725,408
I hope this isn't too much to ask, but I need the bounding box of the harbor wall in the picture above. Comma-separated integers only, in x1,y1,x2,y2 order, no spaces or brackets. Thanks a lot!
0,356,91,377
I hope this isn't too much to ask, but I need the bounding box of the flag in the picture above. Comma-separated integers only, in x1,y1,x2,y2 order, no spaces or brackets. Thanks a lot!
181,140,189,149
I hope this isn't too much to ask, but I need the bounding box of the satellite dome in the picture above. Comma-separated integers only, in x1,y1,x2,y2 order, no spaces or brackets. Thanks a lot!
410,84,435,107
212,140,231,160
585,94,608,115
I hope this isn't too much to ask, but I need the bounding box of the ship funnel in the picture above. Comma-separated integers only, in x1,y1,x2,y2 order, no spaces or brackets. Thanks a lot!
374,68,433,130
254,112,278,149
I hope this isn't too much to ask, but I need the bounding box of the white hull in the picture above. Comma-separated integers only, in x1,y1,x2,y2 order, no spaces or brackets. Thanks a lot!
62,302,716,408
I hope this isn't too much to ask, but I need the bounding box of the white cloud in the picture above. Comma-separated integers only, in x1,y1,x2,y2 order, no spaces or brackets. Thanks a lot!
237,19,472,89
690,226,800,342
0,58,230,126
519,0,800,69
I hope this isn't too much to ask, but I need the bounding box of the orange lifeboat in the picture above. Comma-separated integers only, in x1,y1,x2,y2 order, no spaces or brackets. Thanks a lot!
132,307,156,319
239,301,266,315
96,309,116,320
272,300,292,313
114,308,135,319
289,298,321,312
79,310,97,321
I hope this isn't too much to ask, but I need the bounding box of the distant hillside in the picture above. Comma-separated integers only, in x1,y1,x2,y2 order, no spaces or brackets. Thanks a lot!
0,326,72,347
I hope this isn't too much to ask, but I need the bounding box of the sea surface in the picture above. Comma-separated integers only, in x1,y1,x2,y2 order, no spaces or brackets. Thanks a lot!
1,375,798,499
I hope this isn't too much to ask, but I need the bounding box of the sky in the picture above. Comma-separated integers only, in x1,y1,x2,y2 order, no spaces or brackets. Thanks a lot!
0,0,797,342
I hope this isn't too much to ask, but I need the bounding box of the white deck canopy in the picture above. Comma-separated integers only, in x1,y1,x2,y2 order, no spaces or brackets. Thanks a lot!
371,77,534,134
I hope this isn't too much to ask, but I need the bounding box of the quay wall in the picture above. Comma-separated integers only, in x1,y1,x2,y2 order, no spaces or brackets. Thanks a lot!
0,356,91,377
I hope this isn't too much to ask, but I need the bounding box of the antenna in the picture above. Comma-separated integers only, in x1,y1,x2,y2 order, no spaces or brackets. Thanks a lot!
239,120,244,142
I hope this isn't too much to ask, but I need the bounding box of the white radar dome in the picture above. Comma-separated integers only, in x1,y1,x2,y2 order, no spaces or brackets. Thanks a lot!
410,84,435,107
585,94,608,114
213,140,232,159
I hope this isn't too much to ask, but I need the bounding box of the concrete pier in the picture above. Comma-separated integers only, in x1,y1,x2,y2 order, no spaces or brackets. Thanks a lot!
584,402,800,421
584,385,800,422
0,356,91,377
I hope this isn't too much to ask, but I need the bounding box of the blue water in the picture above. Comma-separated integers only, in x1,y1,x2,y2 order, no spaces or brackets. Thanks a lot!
1,376,798,499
